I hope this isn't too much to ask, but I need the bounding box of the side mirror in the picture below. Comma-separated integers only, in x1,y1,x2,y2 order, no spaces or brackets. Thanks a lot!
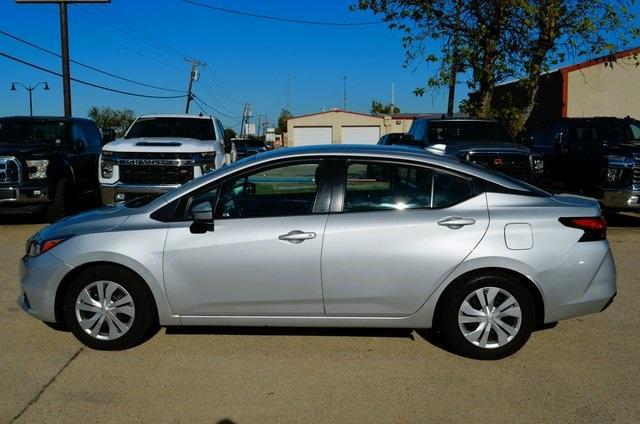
102,128,116,144
224,139,233,154
72,139,85,153
189,201,214,234
554,132,567,153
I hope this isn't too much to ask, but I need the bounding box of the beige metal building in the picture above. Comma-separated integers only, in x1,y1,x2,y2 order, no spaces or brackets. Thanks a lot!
493,47,640,125
286,110,417,147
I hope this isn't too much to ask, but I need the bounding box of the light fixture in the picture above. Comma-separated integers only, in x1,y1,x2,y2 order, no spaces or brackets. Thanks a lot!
10,83,16,91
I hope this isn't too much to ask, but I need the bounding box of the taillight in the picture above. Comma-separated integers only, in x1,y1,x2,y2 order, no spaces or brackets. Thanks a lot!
559,217,607,241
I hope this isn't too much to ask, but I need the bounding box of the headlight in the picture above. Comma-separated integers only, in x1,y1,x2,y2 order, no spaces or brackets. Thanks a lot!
26,160,48,180
198,151,216,173
606,167,622,183
200,163,215,173
26,236,72,257
533,159,544,172
101,160,114,178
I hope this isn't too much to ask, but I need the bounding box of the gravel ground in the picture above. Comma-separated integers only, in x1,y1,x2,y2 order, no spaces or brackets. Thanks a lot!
1,214,639,423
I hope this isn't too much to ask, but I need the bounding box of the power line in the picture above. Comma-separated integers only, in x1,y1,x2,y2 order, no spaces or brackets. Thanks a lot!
192,94,241,119
0,51,188,99
91,4,192,59
0,29,186,93
180,0,384,26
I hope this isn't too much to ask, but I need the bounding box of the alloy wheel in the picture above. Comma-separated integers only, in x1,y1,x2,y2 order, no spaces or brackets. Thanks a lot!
457,286,522,349
74,280,136,340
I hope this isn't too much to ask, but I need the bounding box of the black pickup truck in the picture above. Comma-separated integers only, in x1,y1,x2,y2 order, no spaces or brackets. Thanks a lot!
0,116,106,221
379,118,545,182
528,117,640,210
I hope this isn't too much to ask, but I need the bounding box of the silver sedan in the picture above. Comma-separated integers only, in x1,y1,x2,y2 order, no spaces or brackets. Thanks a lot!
19,145,616,359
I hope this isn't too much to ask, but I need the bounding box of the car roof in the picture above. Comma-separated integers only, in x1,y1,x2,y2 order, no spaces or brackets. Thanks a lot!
414,118,499,123
137,114,215,120
0,116,92,122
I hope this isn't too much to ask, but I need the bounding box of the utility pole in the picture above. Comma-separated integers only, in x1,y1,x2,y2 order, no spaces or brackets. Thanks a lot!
343,76,347,110
239,103,252,138
185,59,205,114
286,73,291,111
447,0,461,118
391,83,396,108
59,3,71,117
15,1,111,117
11,82,50,116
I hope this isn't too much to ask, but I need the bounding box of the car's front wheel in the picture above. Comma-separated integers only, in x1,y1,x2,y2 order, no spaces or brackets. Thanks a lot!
441,272,535,360
63,265,156,350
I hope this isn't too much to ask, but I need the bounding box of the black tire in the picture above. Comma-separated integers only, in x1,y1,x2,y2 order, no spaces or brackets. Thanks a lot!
45,178,69,223
63,265,157,350
441,271,535,360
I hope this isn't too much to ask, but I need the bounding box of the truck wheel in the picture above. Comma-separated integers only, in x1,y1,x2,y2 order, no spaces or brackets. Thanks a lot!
45,178,69,222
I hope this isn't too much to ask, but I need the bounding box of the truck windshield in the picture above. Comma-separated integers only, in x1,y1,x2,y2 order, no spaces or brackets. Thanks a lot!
125,118,216,141
571,119,640,145
0,119,67,145
427,121,512,144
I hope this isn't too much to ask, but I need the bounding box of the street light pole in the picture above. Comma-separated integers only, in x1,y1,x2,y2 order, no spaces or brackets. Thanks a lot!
11,82,50,116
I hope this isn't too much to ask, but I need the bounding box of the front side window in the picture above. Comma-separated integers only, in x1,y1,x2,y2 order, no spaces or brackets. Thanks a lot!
343,161,474,212
215,162,321,219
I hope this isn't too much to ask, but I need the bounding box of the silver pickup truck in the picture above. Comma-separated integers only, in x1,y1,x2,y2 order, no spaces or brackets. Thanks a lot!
99,114,236,204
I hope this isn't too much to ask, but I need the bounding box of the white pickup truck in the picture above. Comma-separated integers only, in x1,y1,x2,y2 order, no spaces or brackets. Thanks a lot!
99,114,236,204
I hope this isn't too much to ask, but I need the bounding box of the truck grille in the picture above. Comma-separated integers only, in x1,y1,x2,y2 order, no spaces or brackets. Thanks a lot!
633,154,640,188
119,165,194,185
0,158,20,184
467,154,531,181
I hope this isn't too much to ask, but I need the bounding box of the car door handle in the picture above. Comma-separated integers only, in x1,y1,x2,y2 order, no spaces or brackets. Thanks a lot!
278,230,317,244
438,217,476,229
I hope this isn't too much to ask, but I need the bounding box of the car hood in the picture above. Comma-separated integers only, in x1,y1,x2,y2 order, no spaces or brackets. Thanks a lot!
103,137,216,153
426,140,530,156
0,143,59,157
33,203,133,243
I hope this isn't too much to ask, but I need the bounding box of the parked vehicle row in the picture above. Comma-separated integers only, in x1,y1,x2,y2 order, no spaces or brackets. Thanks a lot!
19,145,616,359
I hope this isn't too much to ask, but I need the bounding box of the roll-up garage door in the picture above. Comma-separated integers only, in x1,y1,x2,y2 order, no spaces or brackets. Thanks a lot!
292,127,332,146
341,126,380,144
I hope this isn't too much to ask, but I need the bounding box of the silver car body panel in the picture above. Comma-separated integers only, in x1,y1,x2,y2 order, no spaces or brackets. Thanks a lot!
19,145,616,329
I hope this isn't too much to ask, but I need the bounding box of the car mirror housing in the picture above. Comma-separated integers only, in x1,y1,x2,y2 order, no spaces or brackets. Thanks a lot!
190,201,214,234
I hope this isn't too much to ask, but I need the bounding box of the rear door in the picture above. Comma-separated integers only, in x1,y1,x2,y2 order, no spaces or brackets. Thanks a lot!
321,159,489,316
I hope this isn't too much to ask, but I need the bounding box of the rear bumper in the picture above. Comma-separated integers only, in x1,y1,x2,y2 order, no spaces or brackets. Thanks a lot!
538,245,617,323
600,188,640,210
101,183,179,204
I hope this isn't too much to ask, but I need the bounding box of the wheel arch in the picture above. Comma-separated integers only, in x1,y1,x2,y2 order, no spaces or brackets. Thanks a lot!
431,267,546,332
54,261,161,325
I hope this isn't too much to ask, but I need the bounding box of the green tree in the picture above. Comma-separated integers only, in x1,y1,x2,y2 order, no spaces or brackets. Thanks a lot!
371,100,400,114
223,127,237,140
276,109,293,135
352,0,639,133
88,106,136,136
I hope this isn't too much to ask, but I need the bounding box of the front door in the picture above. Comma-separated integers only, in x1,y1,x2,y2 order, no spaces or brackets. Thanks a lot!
163,160,328,316
321,160,489,316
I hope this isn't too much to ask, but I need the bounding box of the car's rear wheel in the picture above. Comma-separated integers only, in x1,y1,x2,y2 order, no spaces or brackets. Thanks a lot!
63,265,156,350
441,272,534,360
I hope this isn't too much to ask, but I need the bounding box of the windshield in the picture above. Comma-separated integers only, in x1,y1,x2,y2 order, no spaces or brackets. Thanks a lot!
125,117,216,141
426,121,512,145
237,139,266,147
0,119,67,145
571,119,640,144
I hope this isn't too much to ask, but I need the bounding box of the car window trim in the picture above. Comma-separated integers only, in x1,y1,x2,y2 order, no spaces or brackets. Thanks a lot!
331,157,477,214
163,158,331,222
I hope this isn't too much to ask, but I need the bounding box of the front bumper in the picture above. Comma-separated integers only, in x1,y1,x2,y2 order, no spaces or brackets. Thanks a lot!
19,252,73,323
600,188,640,210
0,186,52,213
101,183,180,204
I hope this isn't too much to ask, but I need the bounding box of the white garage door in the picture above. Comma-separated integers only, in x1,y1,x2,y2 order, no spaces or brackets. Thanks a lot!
293,127,332,146
341,126,380,144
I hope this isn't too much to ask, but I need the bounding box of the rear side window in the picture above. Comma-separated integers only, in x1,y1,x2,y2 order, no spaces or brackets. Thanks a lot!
343,161,474,212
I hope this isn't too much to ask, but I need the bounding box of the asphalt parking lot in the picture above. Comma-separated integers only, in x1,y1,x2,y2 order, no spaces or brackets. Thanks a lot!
1,215,639,423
